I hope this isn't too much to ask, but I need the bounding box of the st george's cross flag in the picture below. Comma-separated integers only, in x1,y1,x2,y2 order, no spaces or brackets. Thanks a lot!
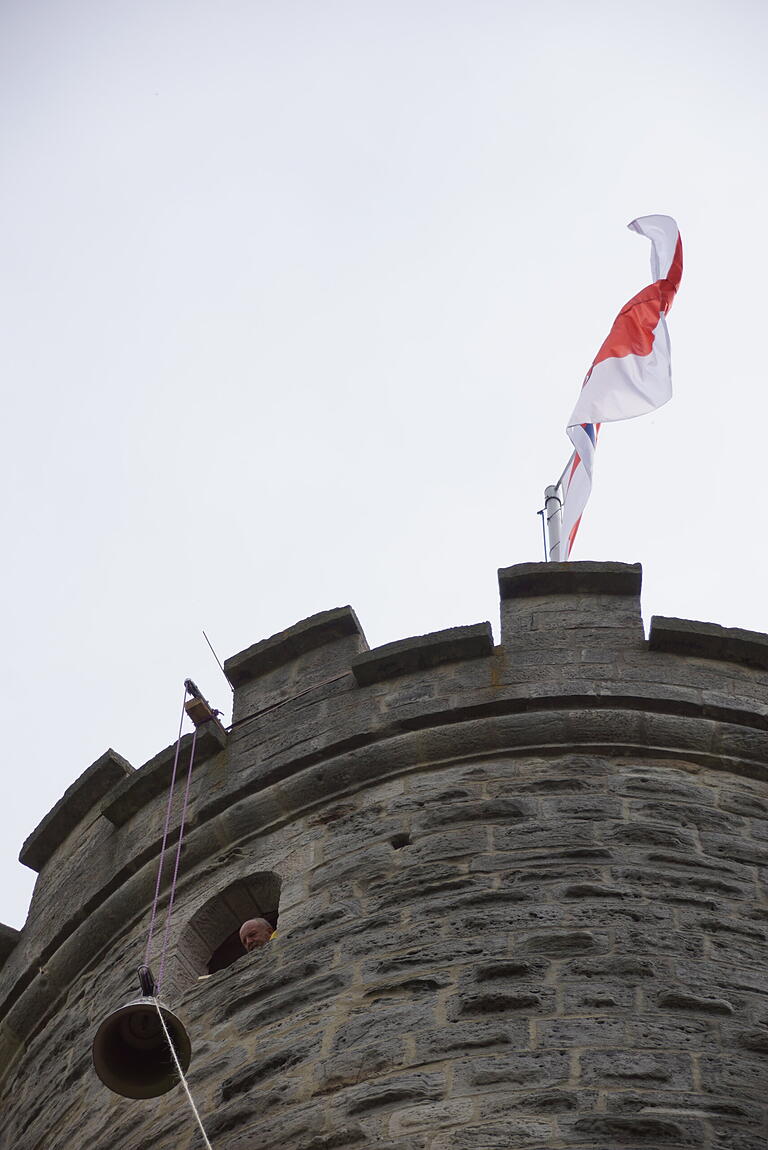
557,215,683,560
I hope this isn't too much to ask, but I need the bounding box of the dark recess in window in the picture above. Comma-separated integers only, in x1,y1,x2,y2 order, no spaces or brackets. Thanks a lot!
174,871,281,984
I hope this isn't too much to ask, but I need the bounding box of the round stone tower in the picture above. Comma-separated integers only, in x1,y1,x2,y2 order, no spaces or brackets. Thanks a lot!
2,561,768,1149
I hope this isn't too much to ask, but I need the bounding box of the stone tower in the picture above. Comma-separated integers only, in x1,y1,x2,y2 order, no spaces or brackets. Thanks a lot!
2,561,768,1149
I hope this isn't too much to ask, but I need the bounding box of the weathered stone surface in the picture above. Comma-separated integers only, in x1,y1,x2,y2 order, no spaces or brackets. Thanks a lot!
351,623,493,686
7,560,768,1148
430,1119,554,1148
499,560,642,599
0,923,19,968
225,605,366,686
20,748,133,870
563,1113,705,1146
389,1097,474,1135
580,1049,694,1088
449,987,557,1019
650,615,768,669
100,721,227,826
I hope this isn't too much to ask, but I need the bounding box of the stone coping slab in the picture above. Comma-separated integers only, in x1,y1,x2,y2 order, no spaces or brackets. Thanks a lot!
351,623,494,687
224,606,366,688
499,561,642,599
101,721,227,827
19,749,134,873
650,616,768,670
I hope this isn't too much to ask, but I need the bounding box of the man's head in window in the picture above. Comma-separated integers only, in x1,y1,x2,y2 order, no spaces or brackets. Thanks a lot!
239,917,274,952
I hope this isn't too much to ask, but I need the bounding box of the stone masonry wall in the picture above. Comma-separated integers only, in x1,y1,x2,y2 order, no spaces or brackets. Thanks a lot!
2,562,768,1149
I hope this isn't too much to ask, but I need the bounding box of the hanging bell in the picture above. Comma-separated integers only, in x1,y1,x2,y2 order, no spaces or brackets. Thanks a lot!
92,968,192,1099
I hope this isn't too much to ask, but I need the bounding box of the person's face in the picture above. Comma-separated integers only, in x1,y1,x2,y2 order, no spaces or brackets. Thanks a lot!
240,920,272,952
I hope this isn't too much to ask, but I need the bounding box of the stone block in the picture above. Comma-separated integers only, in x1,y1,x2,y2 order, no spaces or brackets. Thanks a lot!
608,821,698,850
493,819,597,853
415,1020,528,1061
430,1120,554,1149
706,933,767,969
700,832,768,868
414,797,534,832
561,954,667,982
579,1049,694,1088
334,1071,445,1117
453,1051,571,1092
727,1025,768,1053
365,861,486,911
314,1046,406,1096
227,609,368,725
540,794,623,820
699,1053,768,1101
628,798,745,834
363,971,453,1002
475,1089,594,1119
514,929,610,958
535,1017,626,1048
616,928,705,959
101,724,226,826
612,863,753,903
390,1098,474,1135
219,1047,309,1102
407,827,489,864
499,562,643,648
561,1113,705,1146
719,788,768,818
625,1016,719,1048
239,971,351,1030
650,616,768,670
560,982,635,1014
498,561,642,600
351,623,494,686
448,987,556,1020
307,841,395,893
361,936,507,982
465,958,550,983
225,605,366,687
20,749,133,870
603,1090,760,1121
331,1002,435,1055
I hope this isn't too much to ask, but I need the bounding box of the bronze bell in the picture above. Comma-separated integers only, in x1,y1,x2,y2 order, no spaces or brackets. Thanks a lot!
92,968,192,1099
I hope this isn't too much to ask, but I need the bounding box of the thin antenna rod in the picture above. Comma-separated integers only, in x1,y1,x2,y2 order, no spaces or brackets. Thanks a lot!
202,630,234,694
536,508,547,561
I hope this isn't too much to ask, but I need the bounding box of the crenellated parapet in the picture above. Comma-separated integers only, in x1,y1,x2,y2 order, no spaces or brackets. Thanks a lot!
6,561,768,989
4,561,768,1148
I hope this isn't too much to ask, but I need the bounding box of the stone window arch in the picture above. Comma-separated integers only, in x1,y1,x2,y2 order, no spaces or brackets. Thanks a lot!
175,871,281,985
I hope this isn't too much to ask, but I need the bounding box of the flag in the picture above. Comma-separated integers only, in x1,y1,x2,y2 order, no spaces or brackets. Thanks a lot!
558,215,683,560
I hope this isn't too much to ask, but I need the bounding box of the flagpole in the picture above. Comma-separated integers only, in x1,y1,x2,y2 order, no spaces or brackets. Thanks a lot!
544,484,563,563
557,453,574,490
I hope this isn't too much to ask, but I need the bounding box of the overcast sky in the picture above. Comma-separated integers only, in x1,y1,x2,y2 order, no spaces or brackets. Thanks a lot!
1,0,766,929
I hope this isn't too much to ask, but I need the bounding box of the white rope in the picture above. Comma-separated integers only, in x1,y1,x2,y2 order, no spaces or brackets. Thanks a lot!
152,999,213,1149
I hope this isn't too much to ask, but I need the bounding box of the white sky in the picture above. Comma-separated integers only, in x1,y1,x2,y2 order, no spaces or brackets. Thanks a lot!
1,0,766,929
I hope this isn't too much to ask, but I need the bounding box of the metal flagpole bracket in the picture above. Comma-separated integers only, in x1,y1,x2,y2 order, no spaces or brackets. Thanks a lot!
536,507,547,562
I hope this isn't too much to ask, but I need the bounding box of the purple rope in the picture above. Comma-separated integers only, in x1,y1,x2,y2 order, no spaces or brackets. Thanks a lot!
156,726,199,994
144,687,189,969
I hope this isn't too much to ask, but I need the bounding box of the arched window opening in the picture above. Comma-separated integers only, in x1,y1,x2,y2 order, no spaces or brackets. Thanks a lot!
175,871,281,985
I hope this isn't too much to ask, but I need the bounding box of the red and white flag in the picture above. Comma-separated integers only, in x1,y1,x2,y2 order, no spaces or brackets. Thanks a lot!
557,215,683,560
